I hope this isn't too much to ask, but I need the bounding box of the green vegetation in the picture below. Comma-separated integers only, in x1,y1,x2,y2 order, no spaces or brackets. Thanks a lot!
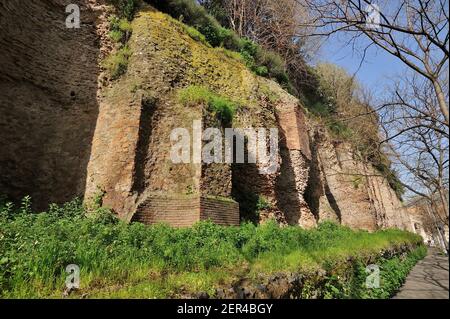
300,63,405,199
373,158,405,198
108,16,133,43
318,245,427,299
178,86,237,125
256,196,272,211
146,0,290,88
231,191,273,224
103,1,137,79
109,0,140,21
184,25,208,45
0,197,423,298
102,45,132,79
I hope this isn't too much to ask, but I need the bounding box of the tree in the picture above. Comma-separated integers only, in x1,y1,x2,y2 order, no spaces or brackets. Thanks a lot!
380,73,449,249
300,0,449,125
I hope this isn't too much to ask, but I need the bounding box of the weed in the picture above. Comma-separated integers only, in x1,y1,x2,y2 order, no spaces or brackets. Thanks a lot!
108,0,140,21
102,45,132,79
0,197,424,298
178,86,237,125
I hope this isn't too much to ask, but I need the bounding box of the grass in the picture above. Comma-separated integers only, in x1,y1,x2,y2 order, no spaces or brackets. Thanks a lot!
178,86,237,125
102,45,132,79
108,16,133,43
0,196,424,298
184,25,208,45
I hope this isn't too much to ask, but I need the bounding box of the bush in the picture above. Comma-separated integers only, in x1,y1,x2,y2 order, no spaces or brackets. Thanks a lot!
108,15,133,43
102,45,132,79
256,50,288,84
109,30,124,43
0,197,423,298
328,119,354,140
209,95,236,125
320,245,427,299
184,25,207,45
109,0,140,20
146,0,289,85
254,66,269,77
178,86,237,125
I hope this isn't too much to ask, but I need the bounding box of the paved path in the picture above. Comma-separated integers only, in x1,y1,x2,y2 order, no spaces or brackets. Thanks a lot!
394,248,449,299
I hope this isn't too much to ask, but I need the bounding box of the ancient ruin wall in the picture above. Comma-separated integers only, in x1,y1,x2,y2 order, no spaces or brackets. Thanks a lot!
84,9,254,222
0,3,418,231
131,194,239,227
305,128,413,231
0,0,114,210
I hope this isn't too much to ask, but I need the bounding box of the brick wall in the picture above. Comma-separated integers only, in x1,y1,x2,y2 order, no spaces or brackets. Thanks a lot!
0,0,101,210
132,195,200,227
132,194,239,227
200,197,240,226
277,107,311,160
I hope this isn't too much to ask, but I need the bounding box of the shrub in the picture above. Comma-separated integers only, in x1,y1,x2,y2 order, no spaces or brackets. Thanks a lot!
109,0,140,20
108,15,133,43
178,86,237,124
209,95,236,125
321,245,427,299
328,119,354,140
184,25,207,45
256,196,272,211
109,30,124,43
146,0,290,85
256,50,288,84
238,38,258,68
254,66,269,77
102,45,132,79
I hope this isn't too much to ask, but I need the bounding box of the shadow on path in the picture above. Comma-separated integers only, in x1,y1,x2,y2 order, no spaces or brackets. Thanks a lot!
394,248,449,299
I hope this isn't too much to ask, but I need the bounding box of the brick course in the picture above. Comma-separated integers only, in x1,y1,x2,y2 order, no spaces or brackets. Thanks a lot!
200,197,240,226
132,194,239,227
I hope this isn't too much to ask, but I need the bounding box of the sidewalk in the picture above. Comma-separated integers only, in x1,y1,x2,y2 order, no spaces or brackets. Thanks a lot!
394,248,449,299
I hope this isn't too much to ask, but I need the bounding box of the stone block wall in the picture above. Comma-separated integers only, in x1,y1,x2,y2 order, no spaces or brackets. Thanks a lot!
305,128,413,231
275,100,317,228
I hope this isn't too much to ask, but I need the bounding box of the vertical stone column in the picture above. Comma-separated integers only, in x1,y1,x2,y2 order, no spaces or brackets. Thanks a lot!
276,103,316,228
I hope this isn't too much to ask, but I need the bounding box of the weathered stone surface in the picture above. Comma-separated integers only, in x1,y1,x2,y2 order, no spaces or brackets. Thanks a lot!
0,0,109,210
0,3,426,232
305,127,413,231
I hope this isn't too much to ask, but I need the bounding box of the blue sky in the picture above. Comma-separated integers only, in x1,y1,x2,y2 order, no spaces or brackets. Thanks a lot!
316,32,407,94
